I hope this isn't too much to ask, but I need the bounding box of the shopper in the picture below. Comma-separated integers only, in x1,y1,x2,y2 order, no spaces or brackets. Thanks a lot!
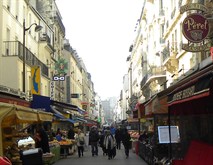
67,125,75,155
104,128,116,160
67,126,75,140
75,129,85,158
115,127,122,150
89,126,99,156
122,128,131,159
99,129,107,155
34,124,50,153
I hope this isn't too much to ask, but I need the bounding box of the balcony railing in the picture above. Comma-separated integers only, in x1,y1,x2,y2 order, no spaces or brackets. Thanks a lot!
140,66,166,88
162,44,170,62
3,41,49,77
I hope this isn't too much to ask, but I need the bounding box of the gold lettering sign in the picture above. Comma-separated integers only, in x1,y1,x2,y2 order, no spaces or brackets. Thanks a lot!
182,14,209,43
172,85,195,102
180,3,208,14
182,43,211,52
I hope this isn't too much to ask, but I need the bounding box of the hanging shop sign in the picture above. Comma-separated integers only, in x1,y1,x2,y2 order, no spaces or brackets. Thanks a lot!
180,3,211,52
31,66,41,95
71,93,80,98
53,58,68,81
180,3,208,14
182,14,209,43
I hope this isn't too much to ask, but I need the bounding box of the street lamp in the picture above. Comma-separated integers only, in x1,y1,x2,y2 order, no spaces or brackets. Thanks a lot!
23,20,42,93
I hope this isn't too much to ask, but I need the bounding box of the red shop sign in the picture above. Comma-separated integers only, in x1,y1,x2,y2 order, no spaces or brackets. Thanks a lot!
182,13,209,43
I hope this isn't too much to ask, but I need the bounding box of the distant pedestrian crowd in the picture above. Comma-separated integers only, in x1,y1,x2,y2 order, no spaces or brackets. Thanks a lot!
88,125,131,160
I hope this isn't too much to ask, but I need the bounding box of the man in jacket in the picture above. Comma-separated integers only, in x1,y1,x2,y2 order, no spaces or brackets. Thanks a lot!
122,128,131,159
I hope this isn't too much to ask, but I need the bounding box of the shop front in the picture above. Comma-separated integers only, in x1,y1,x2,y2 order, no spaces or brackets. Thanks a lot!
168,67,213,162
138,89,177,164
0,102,53,164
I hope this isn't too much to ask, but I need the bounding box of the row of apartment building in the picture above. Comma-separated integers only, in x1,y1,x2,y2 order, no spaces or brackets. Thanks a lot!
118,0,213,121
0,0,104,124
116,0,213,163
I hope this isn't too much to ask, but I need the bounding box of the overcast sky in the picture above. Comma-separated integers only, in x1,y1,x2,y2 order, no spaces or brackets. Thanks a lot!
56,0,143,100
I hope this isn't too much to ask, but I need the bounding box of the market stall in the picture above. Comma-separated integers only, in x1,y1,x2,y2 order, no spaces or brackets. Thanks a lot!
0,102,53,164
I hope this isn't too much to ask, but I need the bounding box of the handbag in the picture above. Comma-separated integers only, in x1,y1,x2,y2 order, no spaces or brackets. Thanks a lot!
0,157,12,165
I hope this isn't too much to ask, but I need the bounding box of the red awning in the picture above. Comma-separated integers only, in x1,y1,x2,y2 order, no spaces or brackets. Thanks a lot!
168,72,213,115
168,73,212,106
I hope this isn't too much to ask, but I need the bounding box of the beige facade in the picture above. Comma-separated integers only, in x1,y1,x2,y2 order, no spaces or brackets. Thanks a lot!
63,40,83,108
121,0,213,119
0,0,52,99
62,39,98,120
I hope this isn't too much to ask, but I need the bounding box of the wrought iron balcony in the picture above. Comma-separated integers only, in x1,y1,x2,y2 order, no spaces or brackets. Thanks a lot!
3,41,49,77
140,66,166,88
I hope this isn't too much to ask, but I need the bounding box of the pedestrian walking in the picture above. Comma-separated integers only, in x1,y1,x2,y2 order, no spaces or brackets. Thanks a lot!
115,127,122,150
99,129,108,155
122,128,131,159
76,129,85,158
89,126,99,156
67,126,75,140
104,129,116,160
110,125,116,136
67,125,75,155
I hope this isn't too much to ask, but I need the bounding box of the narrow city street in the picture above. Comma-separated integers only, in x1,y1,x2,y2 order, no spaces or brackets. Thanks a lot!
53,146,148,165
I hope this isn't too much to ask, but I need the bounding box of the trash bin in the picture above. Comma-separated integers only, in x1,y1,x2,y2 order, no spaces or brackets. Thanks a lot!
20,148,43,165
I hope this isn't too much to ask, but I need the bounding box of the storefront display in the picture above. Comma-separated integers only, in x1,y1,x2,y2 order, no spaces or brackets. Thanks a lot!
58,139,76,157
0,102,53,164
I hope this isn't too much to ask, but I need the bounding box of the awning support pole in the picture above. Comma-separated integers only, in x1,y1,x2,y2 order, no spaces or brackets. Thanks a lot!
168,107,172,163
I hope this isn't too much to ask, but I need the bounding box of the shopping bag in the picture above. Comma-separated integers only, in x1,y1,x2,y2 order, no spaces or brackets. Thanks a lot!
0,157,12,165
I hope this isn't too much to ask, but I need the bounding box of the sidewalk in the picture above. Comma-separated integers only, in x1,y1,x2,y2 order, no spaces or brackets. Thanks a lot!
53,146,148,165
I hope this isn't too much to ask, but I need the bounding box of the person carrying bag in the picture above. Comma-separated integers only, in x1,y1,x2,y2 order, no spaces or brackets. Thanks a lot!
76,129,85,158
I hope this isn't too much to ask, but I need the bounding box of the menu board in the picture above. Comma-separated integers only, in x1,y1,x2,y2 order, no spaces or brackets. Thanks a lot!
158,126,180,143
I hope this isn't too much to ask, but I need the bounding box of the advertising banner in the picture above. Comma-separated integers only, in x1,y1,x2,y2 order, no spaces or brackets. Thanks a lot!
31,66,41,95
